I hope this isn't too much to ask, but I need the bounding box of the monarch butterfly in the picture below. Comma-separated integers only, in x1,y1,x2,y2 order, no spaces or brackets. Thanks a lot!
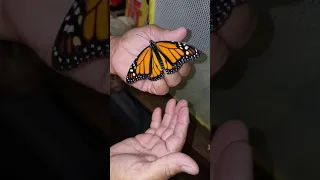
51,0,109,71
126,39,200,84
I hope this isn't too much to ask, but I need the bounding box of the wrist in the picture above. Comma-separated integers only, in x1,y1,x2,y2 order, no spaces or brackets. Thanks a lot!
110,36,121,75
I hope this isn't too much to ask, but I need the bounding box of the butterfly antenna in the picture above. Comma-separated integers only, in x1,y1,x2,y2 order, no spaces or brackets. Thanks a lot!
136,34,149,41
147,24,153,40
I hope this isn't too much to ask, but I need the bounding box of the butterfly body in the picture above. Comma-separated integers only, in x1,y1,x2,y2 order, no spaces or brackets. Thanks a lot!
126,40,200,84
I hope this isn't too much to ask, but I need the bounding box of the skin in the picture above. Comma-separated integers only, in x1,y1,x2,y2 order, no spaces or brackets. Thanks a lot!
110,99,199,180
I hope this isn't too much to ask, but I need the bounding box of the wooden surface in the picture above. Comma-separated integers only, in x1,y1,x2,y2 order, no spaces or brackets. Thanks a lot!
125,85,210,179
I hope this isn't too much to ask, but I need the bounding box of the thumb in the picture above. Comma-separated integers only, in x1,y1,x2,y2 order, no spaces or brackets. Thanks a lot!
145,153,199,179
152,25,187,42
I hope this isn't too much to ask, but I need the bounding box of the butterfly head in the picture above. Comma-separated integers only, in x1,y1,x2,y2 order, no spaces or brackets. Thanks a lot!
149,40,156,44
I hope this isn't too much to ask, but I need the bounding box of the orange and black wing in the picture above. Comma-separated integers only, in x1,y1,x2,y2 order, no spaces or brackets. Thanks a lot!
51,0,109,71
155,41,199,74
126,46,164,84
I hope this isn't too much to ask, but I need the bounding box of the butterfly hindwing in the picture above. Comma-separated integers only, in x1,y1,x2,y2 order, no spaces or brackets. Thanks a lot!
147,49,164,81
52,0,109,71
126,46,163,84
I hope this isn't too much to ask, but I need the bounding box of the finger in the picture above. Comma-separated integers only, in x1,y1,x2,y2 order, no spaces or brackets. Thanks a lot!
168,114,178,130
210,120,249,173
150,107,162,129
169,99,188,129
162,116,178,141
155,99,177,137
173,107,189,138
135,133,155,149
146,153,199,179
178,63,191,77
166,107,189,152
213,142,253,180
164,72,182,87
174,99,188,113
151,79,169,95
151,25,187,42
162,127,174,141
161,99,177,127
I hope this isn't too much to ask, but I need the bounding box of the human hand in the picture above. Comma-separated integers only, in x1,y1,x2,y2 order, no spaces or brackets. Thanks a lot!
110,99,199,180
110,25,192,95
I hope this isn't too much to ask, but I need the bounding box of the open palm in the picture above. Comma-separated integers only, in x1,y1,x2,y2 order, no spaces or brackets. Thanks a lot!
110,25,192,95
110,99,199,180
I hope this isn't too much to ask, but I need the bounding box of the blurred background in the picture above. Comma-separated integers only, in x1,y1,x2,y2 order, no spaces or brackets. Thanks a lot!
211,0,320,180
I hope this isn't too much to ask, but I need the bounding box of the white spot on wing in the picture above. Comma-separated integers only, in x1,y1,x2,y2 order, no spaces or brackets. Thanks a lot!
67,25,74,33
63,25,69,32
65,16,70,21
74,7,80,15
78,16,83,25
72,2,78,9
73,36,82,46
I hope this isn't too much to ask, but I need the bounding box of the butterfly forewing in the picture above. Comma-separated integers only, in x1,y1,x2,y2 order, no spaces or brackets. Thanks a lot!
147,51,165,81
156,41,200,74
52,0,109,71
126,47,151,84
